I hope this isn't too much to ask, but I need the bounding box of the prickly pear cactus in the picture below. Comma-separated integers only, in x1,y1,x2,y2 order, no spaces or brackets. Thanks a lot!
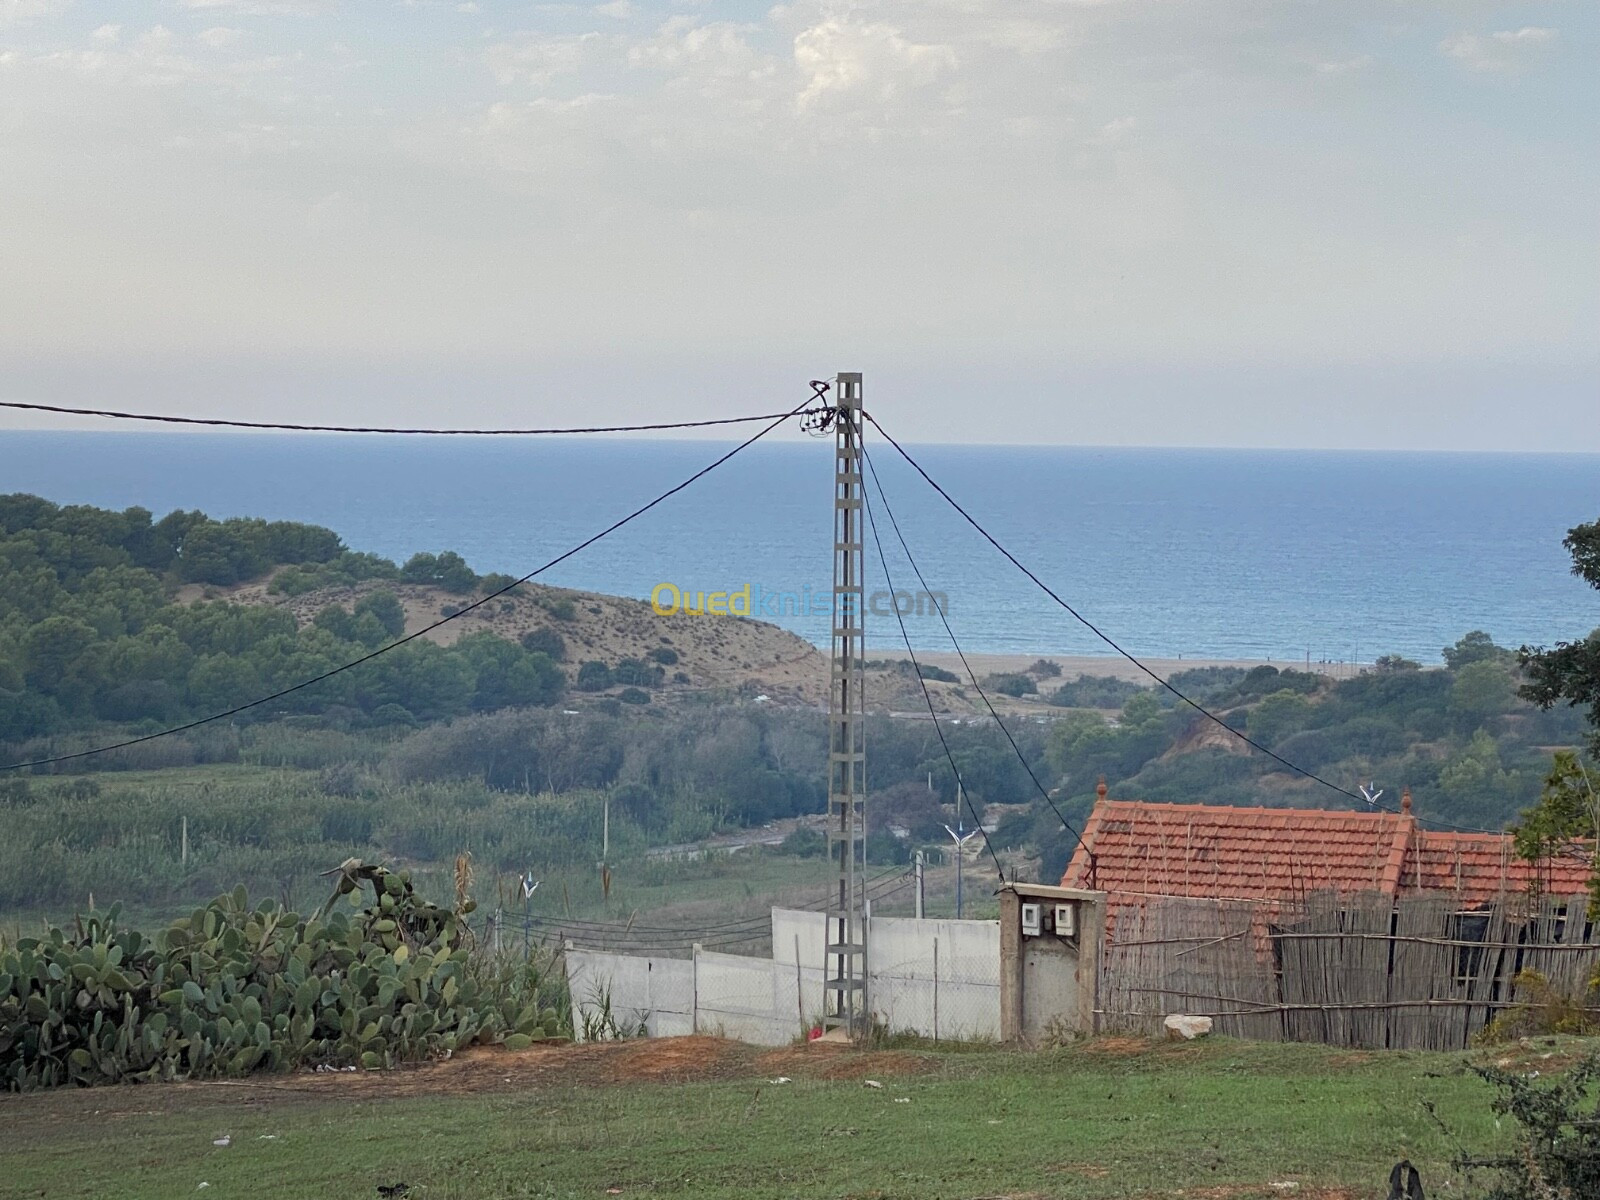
0,865,556,1091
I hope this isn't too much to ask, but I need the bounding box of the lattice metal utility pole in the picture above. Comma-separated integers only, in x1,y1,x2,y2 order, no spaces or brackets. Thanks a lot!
823,371,868,1036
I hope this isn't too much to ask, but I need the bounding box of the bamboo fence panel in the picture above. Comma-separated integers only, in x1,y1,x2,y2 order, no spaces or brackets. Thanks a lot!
1098,890,1600,1050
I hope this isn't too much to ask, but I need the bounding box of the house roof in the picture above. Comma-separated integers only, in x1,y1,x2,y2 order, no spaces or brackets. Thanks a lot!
1061,788,1593,928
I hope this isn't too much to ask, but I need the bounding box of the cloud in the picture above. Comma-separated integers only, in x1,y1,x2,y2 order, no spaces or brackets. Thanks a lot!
1439,27,1557,73
0,0,68,27
1315,54,1371,76
91,24,122,44
175,0,330,14
197,27,247,49
626,16,766,83
483,31,605,86
793,18,957,111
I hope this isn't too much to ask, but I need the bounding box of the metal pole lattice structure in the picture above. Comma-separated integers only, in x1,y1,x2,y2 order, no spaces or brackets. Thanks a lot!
823,372,868,1036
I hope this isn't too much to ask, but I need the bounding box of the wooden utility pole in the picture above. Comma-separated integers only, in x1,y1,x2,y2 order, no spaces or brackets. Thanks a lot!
823,372,868,1036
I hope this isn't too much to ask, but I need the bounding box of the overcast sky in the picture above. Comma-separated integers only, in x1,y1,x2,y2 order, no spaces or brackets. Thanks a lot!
1,0,1594,449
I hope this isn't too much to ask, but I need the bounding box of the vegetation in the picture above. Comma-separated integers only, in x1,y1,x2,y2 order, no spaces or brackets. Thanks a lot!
0,493,563,739
1520,517,1600,758
0,1032,1537,1199
1466,1051,1600,1200
0,866,565,1091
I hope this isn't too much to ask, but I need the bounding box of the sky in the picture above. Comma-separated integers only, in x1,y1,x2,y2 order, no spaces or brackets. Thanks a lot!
0,0,1595,449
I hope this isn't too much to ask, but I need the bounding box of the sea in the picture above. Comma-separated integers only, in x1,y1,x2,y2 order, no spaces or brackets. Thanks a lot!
3,431,1597,664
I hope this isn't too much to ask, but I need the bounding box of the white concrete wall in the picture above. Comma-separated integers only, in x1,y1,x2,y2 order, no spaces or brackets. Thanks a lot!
566,949,694,1040
564,908,1001,1045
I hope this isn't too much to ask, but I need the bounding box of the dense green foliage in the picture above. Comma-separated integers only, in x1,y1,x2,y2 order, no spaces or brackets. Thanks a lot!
3,626,1590,922
0,494,562,739
1520,516,1600,758
0,869,563,1090
1467,1052,1600,1200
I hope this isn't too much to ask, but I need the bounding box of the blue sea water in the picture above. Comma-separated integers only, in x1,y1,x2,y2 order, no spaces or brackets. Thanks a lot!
2,431,1597,663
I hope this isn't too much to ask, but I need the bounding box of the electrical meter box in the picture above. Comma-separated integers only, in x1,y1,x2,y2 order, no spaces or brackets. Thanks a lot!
1020,902,1042,937
1054,903,1077,937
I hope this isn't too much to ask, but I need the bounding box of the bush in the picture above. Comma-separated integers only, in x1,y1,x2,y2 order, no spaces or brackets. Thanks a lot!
648,646,679,666
917,663,959,684
779,827,827,858
576,661,613,692
614,658,665,688
984,673,1037,698
1049,674,1144,709
540,596,578,622
521,627,566,661
618,687,650,705
0,871,564,1090
1463,1050,1600,1200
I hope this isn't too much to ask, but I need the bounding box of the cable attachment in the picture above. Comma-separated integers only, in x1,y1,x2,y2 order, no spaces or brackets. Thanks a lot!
799,380,837,436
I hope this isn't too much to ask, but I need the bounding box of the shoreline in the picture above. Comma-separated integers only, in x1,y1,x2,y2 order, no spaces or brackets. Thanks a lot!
875,650,1375,684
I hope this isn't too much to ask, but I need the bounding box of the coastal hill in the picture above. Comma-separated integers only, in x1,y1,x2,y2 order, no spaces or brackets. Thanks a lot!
185,573,974,713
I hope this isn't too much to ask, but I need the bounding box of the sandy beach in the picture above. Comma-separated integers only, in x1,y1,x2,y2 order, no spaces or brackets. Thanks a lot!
878,651,1372,684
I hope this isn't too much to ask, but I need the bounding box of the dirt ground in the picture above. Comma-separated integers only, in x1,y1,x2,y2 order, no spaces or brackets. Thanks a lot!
0,1036,939,1121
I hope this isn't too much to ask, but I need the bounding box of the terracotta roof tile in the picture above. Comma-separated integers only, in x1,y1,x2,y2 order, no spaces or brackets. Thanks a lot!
1062,796,1595,935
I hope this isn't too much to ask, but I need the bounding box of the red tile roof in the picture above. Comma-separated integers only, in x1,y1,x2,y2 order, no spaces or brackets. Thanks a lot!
1061,793,1593,935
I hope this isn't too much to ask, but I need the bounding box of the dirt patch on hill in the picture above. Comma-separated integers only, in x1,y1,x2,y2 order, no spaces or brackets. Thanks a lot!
1078,1035,1158,1056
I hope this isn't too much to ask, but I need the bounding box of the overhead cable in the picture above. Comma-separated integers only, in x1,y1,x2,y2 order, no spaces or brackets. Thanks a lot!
0,399,829,437
860,477,1006,881
860,442,1088,857
863,412,1504,838
0,396,816,772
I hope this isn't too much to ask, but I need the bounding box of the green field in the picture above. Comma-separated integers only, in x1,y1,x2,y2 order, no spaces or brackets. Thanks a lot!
0,1032,1560,1200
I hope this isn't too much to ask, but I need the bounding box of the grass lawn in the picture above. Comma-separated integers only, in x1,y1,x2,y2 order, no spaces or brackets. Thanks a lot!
0,1032,1561,1200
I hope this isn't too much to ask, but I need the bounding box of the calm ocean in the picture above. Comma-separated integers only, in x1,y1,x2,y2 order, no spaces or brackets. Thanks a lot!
3,432,1597,663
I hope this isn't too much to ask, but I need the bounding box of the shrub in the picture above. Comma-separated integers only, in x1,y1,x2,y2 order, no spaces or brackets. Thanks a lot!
618,687,650,705
576,661,613,692
780,827,827,858
984,673,1037,698
540,597,578,622
614,658,665,688
1463,1050,1600,1200
648,646,679,666
521,627,566,661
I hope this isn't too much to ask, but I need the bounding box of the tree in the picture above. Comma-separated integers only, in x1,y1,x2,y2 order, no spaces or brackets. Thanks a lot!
1520,518,1600,756
1512,751,1600,916
1375,654,1421,674
1451,659,1517,726
576,661,613,692
401,550,478,593
1249,688,1312,747
355,590,406,639
1444,630,1513,671
521,627,566,661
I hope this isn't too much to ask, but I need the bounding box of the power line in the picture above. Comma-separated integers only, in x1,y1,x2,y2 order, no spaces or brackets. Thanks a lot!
0,399,828,437
512,867,915,949
0,396,816,772
860,442,1088,859
859,473,1005,882
863,413,1504,838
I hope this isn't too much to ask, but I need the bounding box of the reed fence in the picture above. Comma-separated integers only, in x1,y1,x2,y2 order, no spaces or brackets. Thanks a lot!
1099,890,1600,1049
